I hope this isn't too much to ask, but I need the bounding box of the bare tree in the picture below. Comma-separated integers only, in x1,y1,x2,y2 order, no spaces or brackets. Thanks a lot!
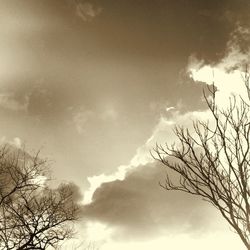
0,146,79,250
153,76,250,249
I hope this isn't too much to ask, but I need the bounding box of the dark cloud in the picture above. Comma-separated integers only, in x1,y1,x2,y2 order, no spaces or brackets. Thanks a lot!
63,181,84,203
88,0,250,63
1,0,248,121
82,161,219,240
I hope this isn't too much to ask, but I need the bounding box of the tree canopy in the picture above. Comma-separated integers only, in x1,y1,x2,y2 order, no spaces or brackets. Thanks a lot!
0,146,79,250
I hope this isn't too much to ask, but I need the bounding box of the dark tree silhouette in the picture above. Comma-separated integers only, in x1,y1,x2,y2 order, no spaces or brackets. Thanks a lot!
0,146,79,250
153,75,250,249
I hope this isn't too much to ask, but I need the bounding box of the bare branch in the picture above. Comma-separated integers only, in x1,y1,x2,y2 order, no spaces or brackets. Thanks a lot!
153,74,250,249
0,145,79,250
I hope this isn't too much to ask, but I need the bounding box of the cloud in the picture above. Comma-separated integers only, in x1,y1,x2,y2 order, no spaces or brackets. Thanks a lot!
63,181,84,203
187,21,250,74
80,107,223,241
224,26,250,67
0,137,23,148
77,20,250,240
72,104,119,135
73,108,94,134
130,108,212,167
82,161,221,240
0,92,29,112
12,137,22,148
79,57,247,241
75,1,102,22
79,20,250,242
187,24,250,109
82,107,212,203
99,232,242,250
100,105,118,121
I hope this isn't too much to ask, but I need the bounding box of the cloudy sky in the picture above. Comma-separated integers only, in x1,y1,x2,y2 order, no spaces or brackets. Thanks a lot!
1,0,250,249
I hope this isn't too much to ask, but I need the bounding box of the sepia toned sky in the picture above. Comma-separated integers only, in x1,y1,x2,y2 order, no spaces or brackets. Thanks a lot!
0,0,250,249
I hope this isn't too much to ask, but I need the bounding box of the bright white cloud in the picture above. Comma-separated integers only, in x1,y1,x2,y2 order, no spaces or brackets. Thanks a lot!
188,25,250,105
64,225,243,250
1,136,23,148
83,164,131,204
100,231,243,250
189,65,249,108
83,108,211,205
85,221,113,242
13,137,22,148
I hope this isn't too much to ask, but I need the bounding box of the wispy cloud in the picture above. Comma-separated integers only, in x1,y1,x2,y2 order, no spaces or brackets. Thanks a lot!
1,137,23,148
75,1,102,22
0,92,29,112
100,106,118,121
73,109,94,134
72,104,119,134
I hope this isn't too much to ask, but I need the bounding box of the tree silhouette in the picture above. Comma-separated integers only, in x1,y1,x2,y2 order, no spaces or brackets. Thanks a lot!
153,75,250,249
0,146,79,250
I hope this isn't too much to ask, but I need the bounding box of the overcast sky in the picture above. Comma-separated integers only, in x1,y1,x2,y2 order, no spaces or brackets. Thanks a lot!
1,0,250,249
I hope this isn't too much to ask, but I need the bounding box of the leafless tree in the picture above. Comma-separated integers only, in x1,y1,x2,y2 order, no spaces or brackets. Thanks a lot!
0,146,79,250
153,75,250,249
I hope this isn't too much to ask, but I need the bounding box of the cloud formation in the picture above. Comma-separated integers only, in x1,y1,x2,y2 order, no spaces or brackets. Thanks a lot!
73,108,94,134
187,25,250,109
0,92,29,112
80,108,226,240
75,1,102,22
1,3,249,248
82,161,221,240
79,19,250,241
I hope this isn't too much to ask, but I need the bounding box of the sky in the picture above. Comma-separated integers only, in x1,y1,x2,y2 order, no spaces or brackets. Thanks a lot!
0,0,250,249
